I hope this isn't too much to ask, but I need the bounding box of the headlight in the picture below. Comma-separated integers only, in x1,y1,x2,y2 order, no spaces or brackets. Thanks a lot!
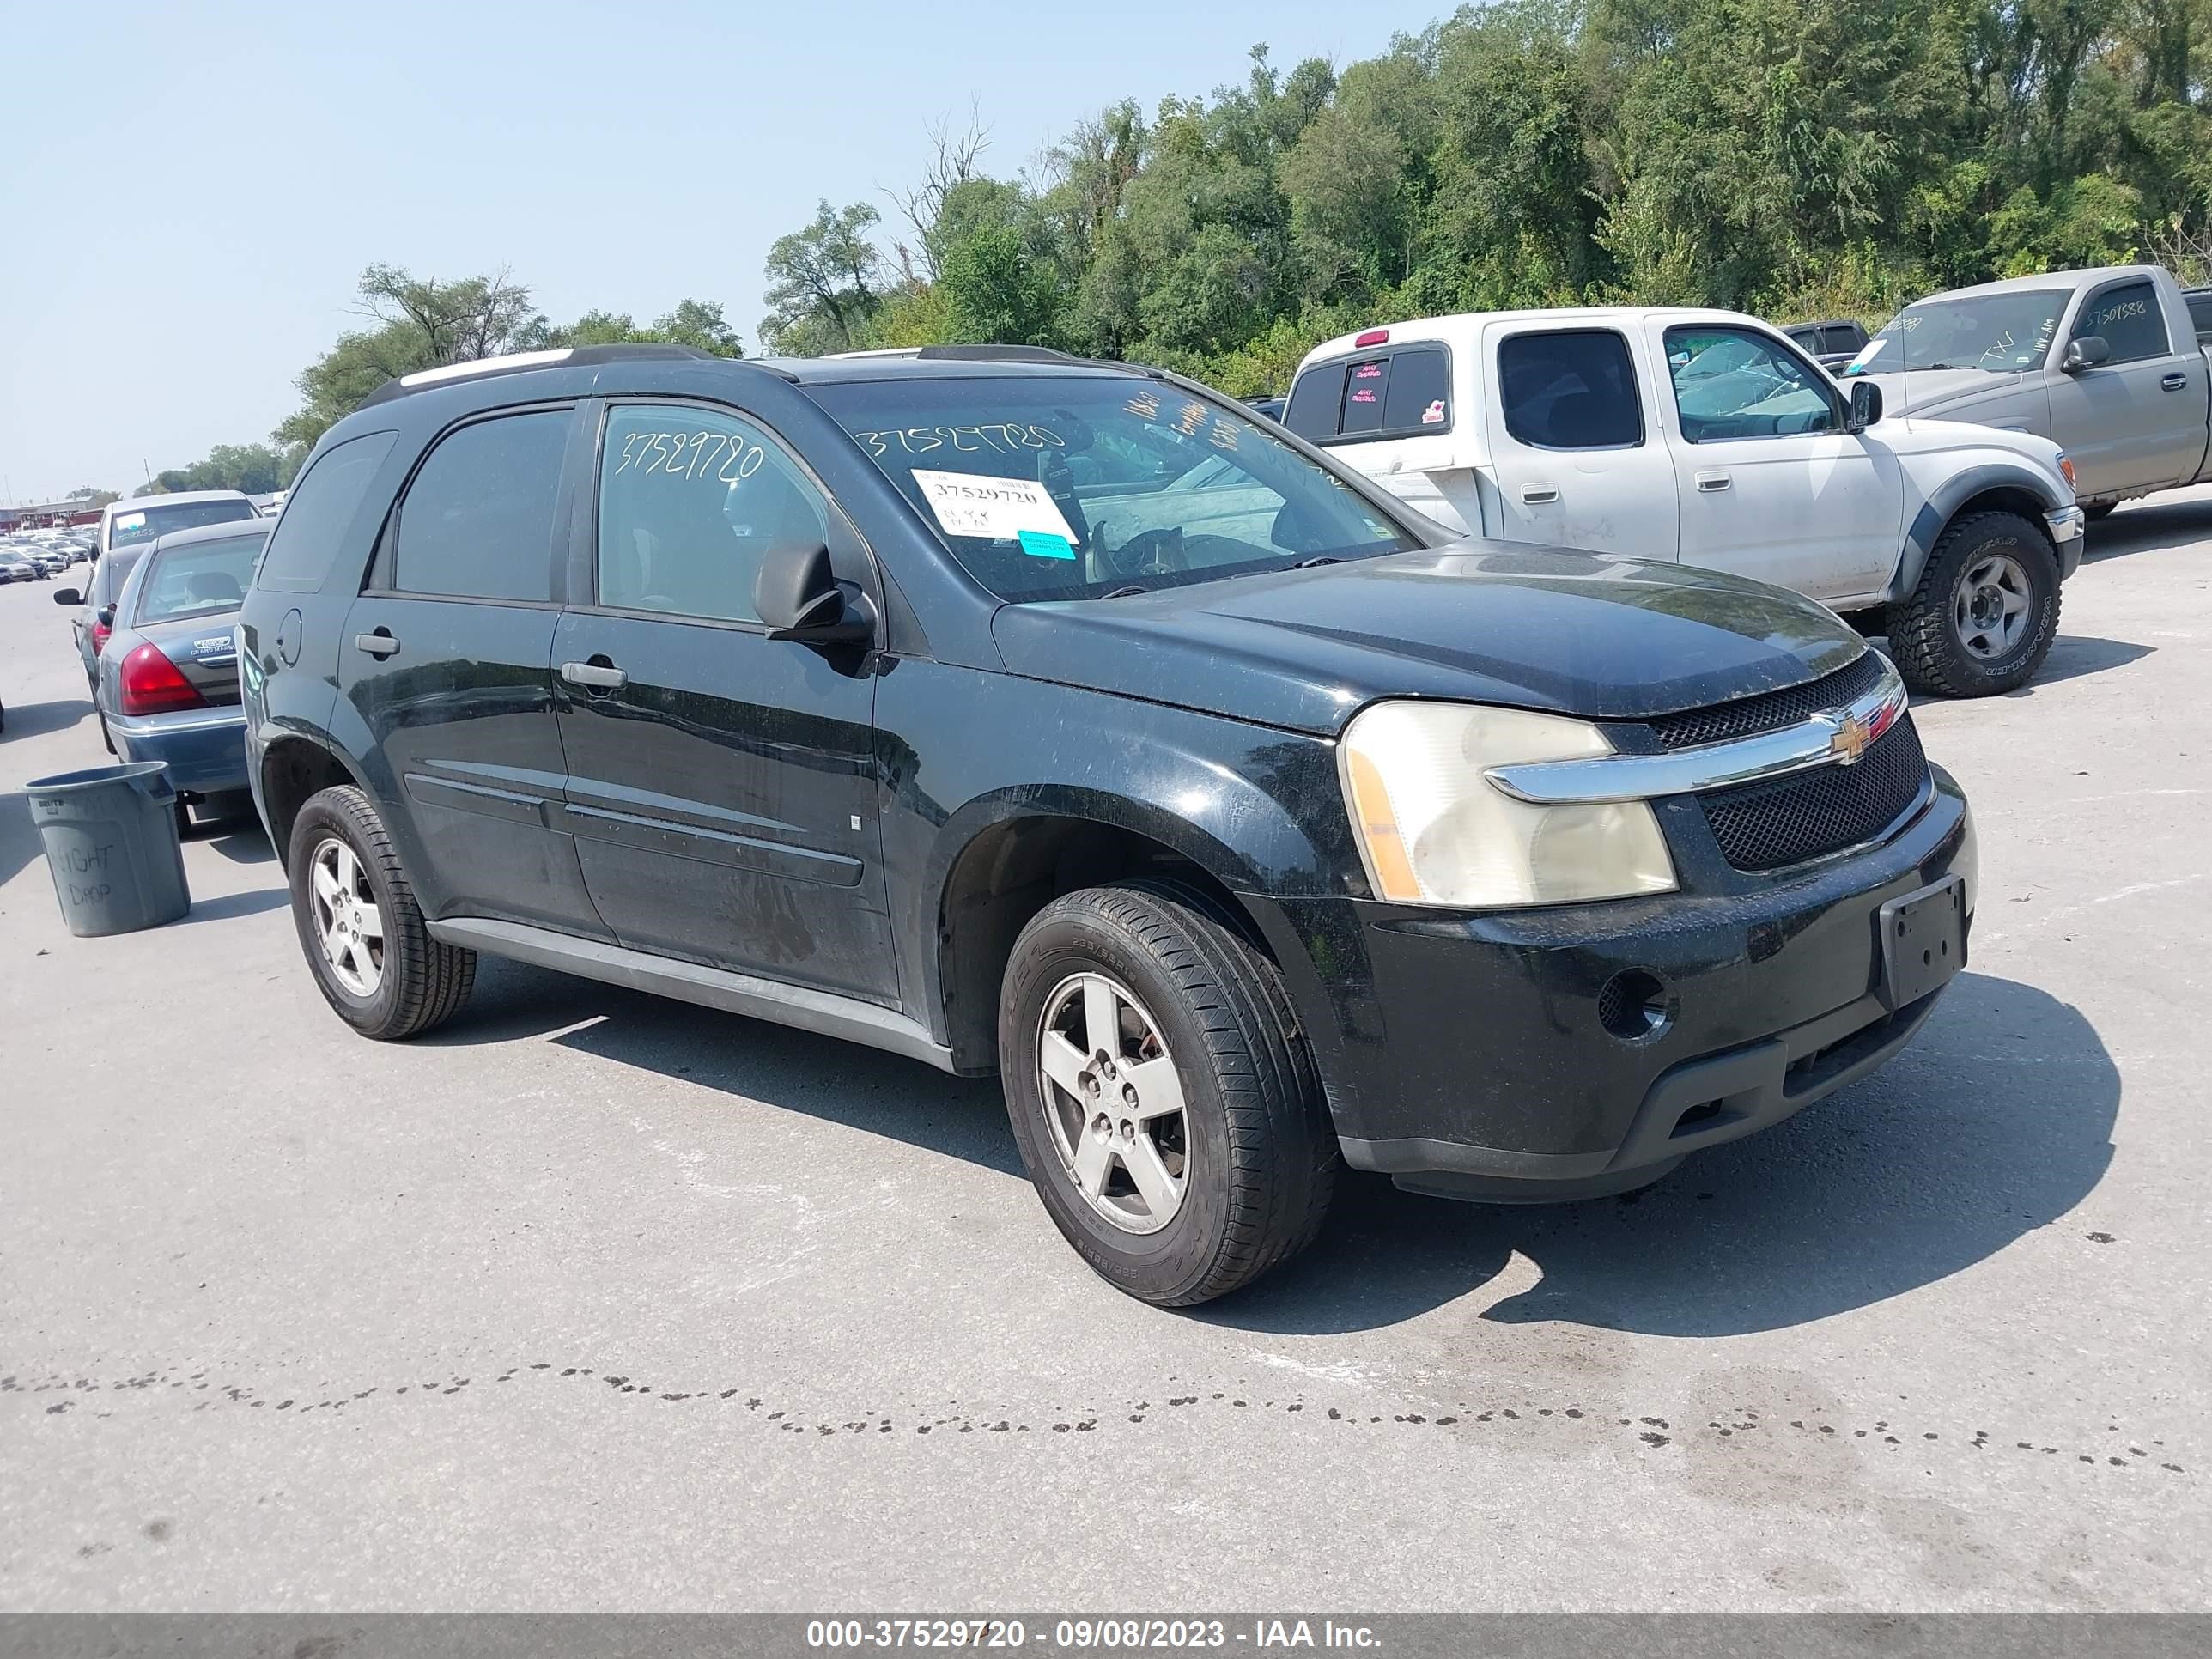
1339,701,1677,908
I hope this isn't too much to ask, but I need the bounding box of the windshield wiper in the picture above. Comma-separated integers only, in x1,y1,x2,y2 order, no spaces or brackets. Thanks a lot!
1099,584,1149,599
1290,555,1343,568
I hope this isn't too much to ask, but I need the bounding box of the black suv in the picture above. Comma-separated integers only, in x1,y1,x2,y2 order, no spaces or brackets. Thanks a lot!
240,343,1974,1306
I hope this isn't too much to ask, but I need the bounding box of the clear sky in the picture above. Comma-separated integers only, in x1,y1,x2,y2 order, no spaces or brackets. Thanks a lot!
0,1,1445,503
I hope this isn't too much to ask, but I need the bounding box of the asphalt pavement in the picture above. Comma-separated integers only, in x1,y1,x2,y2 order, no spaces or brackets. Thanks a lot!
3,497,2209,1612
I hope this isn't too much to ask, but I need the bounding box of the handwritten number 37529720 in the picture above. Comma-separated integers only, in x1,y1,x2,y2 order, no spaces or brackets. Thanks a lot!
613,429,769,483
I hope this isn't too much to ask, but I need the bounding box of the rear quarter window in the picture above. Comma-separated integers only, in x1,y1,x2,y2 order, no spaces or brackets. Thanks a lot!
1498,331,1644,449
1285,344,1452,443
255,430,400,593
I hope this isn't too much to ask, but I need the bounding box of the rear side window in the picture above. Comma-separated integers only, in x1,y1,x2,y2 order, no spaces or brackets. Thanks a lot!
2075,281,2168,364
392,411,570,602
1284,363,1346,440
1498,331,1644,449
1285,345,1452,442
255,430,398,592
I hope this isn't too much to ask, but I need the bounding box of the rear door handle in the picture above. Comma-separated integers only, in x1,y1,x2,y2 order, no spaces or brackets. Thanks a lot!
1696,471,1733,492
559,659,628,690
2161,372,2188,391
353,630,400,658
1519,483,1559,504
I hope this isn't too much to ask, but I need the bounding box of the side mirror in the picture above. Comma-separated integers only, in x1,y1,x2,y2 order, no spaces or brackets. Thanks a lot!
96,605,116,628
1846,380,1884,434
755,541,874,643
52,586,81,605
2061,335,2110,373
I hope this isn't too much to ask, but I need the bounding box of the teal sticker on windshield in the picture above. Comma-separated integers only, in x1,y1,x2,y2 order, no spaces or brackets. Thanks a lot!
1018,530,1076,561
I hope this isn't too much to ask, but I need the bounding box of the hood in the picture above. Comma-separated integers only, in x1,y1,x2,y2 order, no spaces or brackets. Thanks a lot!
990,543,1866,737
1857,367,2027,417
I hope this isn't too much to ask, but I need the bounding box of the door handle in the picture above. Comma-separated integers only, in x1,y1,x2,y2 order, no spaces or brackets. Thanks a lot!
1695,471,1733,492
1519,483,1559,504
2161,372,2188,391
353,629,400,658
560,659,628,691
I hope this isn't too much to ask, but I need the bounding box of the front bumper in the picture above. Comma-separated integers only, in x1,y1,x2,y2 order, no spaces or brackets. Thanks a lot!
108,706,249,799
1245,767,1973,1199
2047,506,2085,580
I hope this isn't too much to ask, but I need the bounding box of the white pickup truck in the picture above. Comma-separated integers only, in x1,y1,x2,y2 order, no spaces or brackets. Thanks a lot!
1286,307,2084,697
1841,264,2212,518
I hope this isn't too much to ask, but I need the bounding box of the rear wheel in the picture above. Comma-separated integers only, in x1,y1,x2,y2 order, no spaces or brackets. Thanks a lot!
287,785,475,1040
1887,511,2060,697
998,880,1337,1307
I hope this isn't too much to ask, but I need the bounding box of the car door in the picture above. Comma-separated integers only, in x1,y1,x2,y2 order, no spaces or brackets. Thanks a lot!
1480,325,1681,557
551,398,897,1005
2045,276,2203,497
338,403,609,937
1654,321,1902,602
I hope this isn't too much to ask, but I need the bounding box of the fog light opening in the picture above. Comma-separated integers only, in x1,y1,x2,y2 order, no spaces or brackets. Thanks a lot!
1597,969,1672,1042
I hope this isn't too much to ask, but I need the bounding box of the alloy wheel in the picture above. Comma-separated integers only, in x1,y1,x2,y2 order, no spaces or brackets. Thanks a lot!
309,836,385,997
1035,971,1189,1234
1953,550,2033,661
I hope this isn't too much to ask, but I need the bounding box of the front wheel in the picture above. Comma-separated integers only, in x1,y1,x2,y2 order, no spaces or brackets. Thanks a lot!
998,880,1337,1307
287,784,476,1040
1887,511,2061,697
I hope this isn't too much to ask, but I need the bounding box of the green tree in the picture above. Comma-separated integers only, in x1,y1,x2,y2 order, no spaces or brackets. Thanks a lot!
759,200,889,354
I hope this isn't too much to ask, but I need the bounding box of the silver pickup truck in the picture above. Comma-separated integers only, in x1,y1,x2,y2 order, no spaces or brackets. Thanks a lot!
1844,264,2212,517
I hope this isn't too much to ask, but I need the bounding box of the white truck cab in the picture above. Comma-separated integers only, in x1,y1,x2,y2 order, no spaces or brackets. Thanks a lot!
1288,307,2085,696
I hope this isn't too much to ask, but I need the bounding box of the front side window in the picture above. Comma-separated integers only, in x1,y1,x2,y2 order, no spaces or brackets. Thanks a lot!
1664,326,1839,442
2073,281,2168,364
1498,331,1643,450
595,405,830,624
137,532,267,623
1850,289,2068,375
392,410,570,602
106,497,256,554
255,429,398,591
806,375,1415,602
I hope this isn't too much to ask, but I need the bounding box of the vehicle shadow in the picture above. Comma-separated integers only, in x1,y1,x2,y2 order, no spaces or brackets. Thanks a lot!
426,956,1021,1176
2082,496,2212,564
427,959,2109,1338
0,787,46,890
0,696,93,743
1202,969,2114,1336
2008,634,2154,691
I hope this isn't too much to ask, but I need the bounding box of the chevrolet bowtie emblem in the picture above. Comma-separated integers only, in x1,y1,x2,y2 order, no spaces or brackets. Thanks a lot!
1829,714,1871,765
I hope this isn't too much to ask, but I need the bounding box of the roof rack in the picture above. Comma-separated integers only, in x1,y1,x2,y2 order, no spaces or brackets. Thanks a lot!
357,342,767,410
828,343,1080,365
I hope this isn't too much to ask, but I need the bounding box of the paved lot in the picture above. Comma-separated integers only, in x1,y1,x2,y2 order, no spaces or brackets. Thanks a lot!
3,497,2209,1613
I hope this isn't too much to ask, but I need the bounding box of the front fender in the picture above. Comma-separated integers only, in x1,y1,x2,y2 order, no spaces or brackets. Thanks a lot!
1887,458,2072,603
874,659,1362,1049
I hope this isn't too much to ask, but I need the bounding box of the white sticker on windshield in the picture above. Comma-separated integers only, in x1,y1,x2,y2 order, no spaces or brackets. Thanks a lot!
1844,337,1886,372
910,470,1080,545
113,511,146,532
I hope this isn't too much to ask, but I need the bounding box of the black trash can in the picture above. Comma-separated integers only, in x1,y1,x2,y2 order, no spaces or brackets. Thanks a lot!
24,761,192,936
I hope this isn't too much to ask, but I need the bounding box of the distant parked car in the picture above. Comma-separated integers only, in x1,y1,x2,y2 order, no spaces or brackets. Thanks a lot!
1781,319,1872,371
0,550,44,583
1243,395,1286,422
93,490,258,570
53,544,152,695
92,520,268,815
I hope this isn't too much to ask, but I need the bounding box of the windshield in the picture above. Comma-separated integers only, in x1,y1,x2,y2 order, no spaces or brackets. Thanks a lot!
134,531,266,624
805,374,1418,602
1845,290,2068,375
107,498,256,551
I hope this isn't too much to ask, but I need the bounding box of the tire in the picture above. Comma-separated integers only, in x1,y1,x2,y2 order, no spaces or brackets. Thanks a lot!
2082,501,2116,522
1886,510,2061,697
998,879,1337,1307
286,784,476,1040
